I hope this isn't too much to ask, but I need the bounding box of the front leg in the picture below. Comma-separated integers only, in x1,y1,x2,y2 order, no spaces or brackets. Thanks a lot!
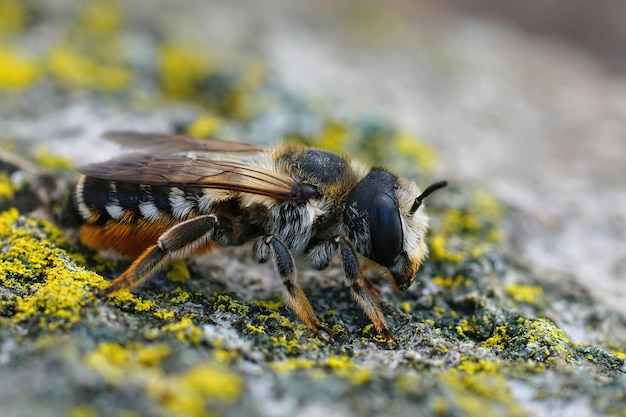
335,236,392,340
101,214,232,296
253,235,336,340
306,237,392,340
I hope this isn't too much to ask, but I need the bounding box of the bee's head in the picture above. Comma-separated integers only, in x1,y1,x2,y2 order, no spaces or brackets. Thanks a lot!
343,169,446,290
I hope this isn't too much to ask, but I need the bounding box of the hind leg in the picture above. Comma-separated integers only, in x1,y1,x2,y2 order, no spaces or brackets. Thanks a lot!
100,214,232,296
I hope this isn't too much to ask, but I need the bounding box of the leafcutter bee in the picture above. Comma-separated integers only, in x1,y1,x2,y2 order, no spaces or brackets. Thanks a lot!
73,131,447,340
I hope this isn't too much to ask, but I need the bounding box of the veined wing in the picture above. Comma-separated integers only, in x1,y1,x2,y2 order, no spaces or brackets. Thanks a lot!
77,152,298,200
103,131,264,154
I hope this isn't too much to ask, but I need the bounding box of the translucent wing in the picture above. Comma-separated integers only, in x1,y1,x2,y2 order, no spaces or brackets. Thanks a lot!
102,131,264,154
79,142,298,201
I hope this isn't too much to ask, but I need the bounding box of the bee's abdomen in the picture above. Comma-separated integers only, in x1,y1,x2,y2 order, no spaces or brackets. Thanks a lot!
75,176,207,225
75,176,213,257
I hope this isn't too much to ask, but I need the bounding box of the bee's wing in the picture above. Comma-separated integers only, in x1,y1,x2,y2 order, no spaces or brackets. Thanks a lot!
78,153,298,200
103,131,264,154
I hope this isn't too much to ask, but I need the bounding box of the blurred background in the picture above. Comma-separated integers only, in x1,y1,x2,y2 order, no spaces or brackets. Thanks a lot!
1,0,625,338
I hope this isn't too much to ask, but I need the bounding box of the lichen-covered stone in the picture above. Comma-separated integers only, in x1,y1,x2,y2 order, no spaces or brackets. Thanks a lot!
1,2,625,417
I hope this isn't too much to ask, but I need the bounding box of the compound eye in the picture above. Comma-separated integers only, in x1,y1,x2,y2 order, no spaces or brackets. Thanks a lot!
370,193,403,266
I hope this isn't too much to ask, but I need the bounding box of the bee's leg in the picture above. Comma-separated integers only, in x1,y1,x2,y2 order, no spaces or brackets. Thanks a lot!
307,239,380,302
100,214,227,296
335,236,393,341
253,235,336,340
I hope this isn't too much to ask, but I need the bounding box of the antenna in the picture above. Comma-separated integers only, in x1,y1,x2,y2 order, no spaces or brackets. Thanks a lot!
410,180,448,214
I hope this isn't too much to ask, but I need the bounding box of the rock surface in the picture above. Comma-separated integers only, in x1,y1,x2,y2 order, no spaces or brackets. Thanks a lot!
1,1,625,417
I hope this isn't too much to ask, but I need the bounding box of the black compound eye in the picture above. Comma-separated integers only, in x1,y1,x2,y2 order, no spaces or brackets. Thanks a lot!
369,193,403,266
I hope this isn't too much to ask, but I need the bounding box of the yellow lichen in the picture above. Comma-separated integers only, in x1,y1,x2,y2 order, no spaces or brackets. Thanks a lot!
0,209,108,332
154,309,176,320
84,342,133,384
165,260,191,283
394,131,437,173
254,298,285,311
429,189,504,265
136,343,172,367
86,342,241,416
271,355,371,385
472,190,505,222
453,358,499,375
432,274,469,289
362,323,375,335
47,46,131,92
271,357,316,373
214,293,250,316
482,318,574,364
77,1,124,36
506,284,543,305
401,301,412,314
611,351,625,360
429,235,464,263
212,348,241,364
32,149,74,170
66,405,99,417
0,172,15,200
224,61,267,119
326,355,352,370
440,369,527,417
0,47,39,90
455,319,472,338
161,316,203,345
323,356,370,384
439,356,528,417
170,289,190,304
245,323,266,335
133,298,156,312
107,289,158,313
314,120,351,154
0,0,27,36
187,114,223,138
158,43,212,100
270,333,321,353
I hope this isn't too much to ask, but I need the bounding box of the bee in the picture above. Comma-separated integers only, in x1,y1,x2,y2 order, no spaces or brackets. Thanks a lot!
73,131,447,340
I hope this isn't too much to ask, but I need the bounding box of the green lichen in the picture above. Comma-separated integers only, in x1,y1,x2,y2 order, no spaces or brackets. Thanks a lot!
483,317,575,364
